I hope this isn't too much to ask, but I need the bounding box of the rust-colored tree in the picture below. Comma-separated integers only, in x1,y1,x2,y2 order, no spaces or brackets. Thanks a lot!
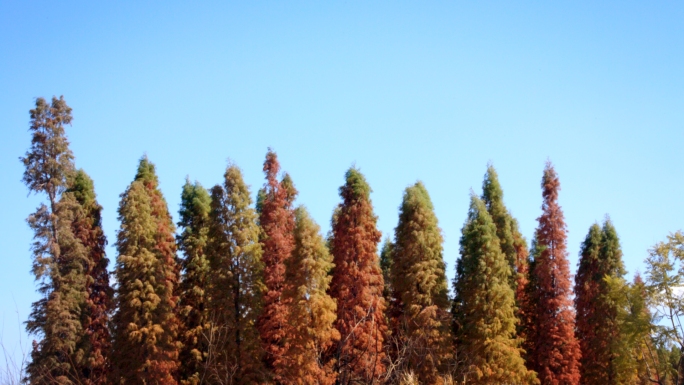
110,157,180,384
328,168,387,384
256,150,297,382
528,162,581,385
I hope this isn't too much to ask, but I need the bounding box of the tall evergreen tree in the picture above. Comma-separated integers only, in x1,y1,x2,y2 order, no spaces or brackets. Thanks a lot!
452,195,537,385
481,165,535,363
204,165,265,384
176,180,212,385
22,97,112,384
281,207,339,385
389,182,452,383
257,150,297,382
110,157,181,384
576,220,641,385
528,162,581,385
66,170,112,385
481,165,517,289
329,168,387,384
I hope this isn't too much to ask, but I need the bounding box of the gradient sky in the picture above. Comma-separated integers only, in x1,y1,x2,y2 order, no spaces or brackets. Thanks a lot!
2,1,683,366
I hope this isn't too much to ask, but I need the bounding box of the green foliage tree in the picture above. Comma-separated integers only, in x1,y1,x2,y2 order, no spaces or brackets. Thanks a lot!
329,168,387,384
604,273,671,384
204,165,265,384
480,165,534,365
644,230,684,385
575,219,627,385
389,182,452,384
65,170,112,385
22,97,112,384
280,207,339,385
452,195,537,385
176,179,212,385
110,157,181,384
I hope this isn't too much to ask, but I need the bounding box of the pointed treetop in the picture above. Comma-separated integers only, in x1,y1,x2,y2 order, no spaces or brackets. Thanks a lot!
482,164,504,210
264,148,281,181
341,167,372,200
134,155,159,184
542,161,560,201
179,178,211,225
66,169,97,206
401,181,434,212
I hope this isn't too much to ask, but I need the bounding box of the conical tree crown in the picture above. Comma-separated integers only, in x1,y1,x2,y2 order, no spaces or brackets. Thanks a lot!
205,164,265,384
453,195,537,385
329,167,387,384
177,179,212,385
481,165,517,290
575,219,626,385
65,169,112,385
257,150,298,382
390,181,451,383
529,162,581,385
111,156,180,384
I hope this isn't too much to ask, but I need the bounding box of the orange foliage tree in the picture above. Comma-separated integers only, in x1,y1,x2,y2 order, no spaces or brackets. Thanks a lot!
329,168,387,384
527,162,581,384
257,150,297,382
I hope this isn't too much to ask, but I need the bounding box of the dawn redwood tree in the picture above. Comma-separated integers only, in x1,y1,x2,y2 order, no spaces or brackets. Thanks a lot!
22,96,77,383
452,195,537,385
204,164,265,384
389,182,452,383
22,97,111,384
176,180,212,385
575,220,626,385
110,157,181,384
528,162,581,384
481,165,518,290
66,170,112,385
257,150,297,382
329,168,387,384
281,207,339,385
481,165,534,361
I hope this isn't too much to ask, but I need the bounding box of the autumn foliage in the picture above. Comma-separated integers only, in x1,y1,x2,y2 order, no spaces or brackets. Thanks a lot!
329,168,387,384
527,162,581,385
110,157,181,384
20,97,675,385
257,150,297,381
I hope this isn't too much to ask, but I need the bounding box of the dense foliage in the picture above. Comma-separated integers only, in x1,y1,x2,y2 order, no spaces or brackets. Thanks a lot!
19,97,681,384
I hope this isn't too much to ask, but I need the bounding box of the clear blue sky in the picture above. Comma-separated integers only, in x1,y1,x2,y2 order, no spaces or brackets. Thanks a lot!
2,1,683,366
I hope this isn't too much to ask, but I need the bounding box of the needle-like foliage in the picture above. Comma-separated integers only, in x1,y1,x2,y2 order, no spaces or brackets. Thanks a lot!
389,182,452,384
329,168,387,384
110,157,181,384
257,150,297,382
453,195,537,385
527,162,581,385
281,207,339,385
176,180,212,385
204,164,265,384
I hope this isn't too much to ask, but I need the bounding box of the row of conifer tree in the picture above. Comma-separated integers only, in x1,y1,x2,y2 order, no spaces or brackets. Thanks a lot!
18,96,682,385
